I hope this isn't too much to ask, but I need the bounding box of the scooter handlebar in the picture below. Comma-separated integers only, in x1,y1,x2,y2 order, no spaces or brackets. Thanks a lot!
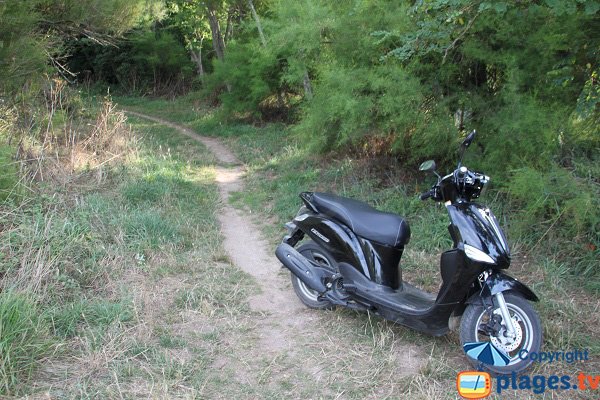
420,189,435,201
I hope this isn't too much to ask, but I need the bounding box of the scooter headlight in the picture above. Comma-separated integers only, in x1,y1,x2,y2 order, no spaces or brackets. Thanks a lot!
464,244,496,264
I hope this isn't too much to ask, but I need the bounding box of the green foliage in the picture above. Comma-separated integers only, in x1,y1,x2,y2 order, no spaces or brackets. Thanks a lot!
507,166,599,278
0,1,47,97
476,92,565,176
205,40,282,118
123,209,182,250
165,0,210,52
35,0,146,35
0,291,51,395
0,0,148,100
297,63,456,163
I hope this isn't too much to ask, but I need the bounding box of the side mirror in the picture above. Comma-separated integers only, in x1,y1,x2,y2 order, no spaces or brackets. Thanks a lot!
461,130,476,150
419,159,436,172
458,130,476,168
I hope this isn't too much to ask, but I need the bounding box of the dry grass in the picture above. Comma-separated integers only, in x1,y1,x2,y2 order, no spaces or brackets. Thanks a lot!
5,213,58,297
13,88,132,190
2,94,134,299
0,91,140,396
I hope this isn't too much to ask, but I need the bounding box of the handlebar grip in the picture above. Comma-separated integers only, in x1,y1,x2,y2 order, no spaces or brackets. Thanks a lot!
420,190,433,200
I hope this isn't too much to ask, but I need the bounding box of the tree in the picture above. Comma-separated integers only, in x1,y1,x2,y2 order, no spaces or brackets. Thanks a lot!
0,0,147,101
167,0,211,76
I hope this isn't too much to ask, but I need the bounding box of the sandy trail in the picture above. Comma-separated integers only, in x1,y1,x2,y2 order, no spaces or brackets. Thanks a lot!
126,111,312,354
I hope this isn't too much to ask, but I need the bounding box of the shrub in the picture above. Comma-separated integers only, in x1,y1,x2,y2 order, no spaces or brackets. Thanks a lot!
205,40,284,119
296,64,456,163
506,166,599,278
69,30,195,96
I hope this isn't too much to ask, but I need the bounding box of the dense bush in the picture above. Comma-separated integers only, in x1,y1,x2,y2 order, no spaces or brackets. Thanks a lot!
69,30,195,96
0,0,145,101
205,40,285,118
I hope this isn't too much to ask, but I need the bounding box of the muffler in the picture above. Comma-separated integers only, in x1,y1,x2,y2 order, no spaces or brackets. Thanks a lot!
275,243,328,293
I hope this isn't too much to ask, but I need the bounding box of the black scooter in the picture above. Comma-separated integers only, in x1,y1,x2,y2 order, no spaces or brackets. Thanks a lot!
275,131,542,374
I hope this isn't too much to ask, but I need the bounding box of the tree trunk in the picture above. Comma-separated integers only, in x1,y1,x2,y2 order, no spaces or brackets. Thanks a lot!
191,50,204,76
303,70,313,100
207,6,225,61
247,0,266,47
224,6,235,44
190,37,205,77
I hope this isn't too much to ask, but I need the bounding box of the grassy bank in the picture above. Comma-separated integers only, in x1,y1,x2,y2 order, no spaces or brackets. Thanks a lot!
0,98,261,396
117,95,600,399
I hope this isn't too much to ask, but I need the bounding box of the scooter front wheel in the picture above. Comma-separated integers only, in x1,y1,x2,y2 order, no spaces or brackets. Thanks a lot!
459,292,542,375
290,241,337,310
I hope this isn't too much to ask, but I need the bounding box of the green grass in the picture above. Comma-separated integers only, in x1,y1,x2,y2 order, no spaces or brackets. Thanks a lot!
48,298,133,338
0,142,19,201
119,94,600,399
115,93,209,125
0,291,51,395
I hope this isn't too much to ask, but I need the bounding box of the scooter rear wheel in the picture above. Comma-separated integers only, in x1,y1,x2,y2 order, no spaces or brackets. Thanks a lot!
460,292,542,375
290,241,337,309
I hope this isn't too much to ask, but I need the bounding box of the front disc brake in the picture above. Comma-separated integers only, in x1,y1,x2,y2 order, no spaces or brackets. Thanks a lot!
491,314,523,353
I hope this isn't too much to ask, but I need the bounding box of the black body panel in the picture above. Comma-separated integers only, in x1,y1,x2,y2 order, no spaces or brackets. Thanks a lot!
447,203,511,268
359,238,403,289
435,250,482,304
296,214,370,276
482,272,538,302
296,214,404,287
338,249,483,336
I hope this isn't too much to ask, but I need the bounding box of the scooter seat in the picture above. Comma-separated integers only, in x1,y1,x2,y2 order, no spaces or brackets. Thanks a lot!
308,192,410,247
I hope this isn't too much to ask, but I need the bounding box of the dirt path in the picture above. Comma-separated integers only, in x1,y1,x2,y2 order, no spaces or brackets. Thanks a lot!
126,111,238,164
124,111,427,398
126,111,312,355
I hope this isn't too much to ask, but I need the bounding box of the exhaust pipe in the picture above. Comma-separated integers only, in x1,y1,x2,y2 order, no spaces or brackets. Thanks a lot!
275,243,328,293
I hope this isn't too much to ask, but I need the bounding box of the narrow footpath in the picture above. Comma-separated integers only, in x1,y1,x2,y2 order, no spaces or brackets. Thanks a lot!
126,111,319,357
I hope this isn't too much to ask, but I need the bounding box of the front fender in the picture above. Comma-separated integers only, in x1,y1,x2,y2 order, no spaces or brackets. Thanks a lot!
466,272,539,303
